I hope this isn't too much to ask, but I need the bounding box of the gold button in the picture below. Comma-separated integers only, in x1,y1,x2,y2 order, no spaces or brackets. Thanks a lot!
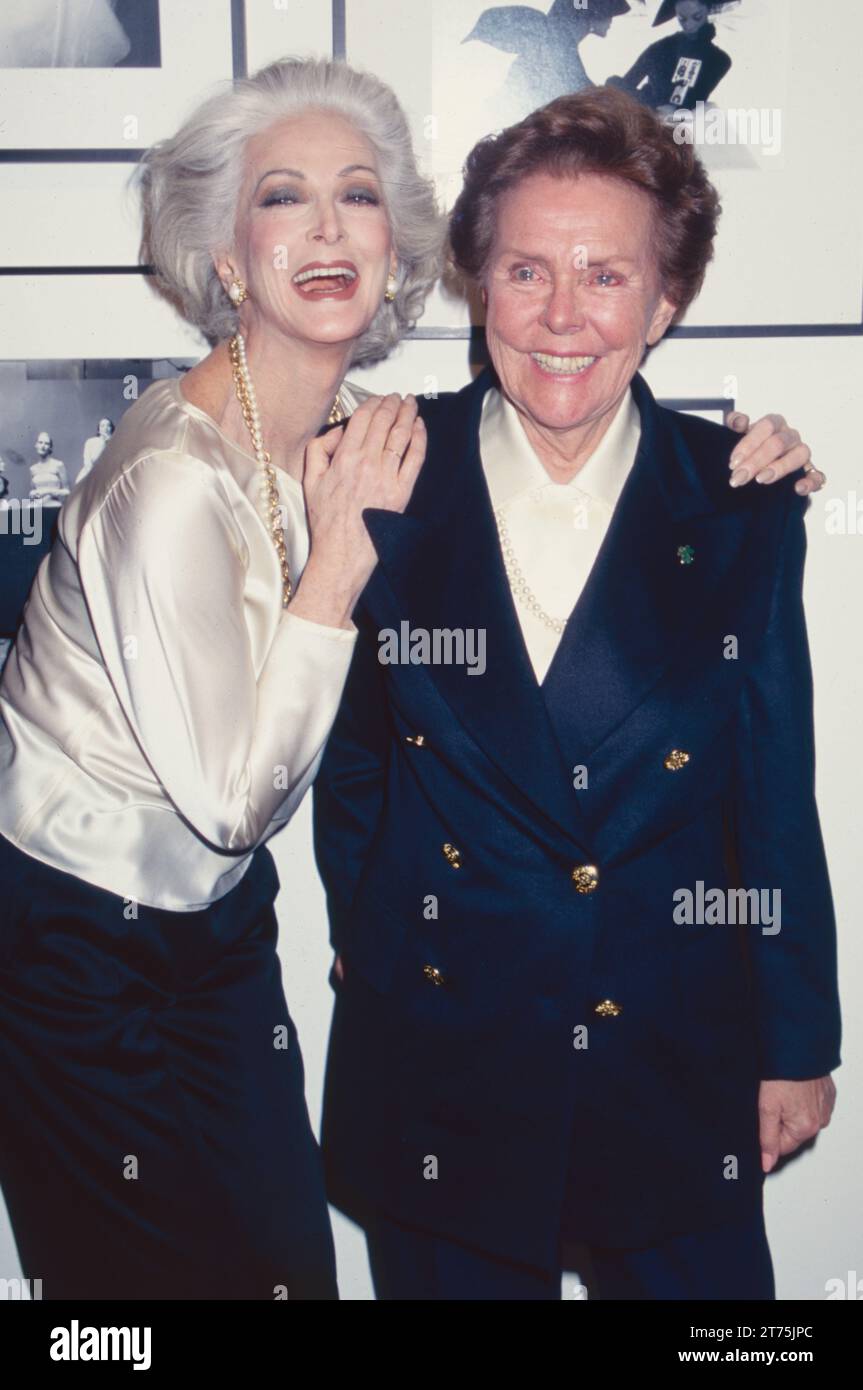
423,964,445,987
442,842,462,869
405,734,426,747
594,999,623,1018
572,863,599,894
664,749,691,771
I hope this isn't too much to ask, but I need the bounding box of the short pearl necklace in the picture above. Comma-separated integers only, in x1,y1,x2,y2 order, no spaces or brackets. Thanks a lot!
228,331,346,607
494,507,567,635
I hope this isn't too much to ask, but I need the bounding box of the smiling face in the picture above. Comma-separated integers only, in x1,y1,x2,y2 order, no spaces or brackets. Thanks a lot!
482,170,676,446
216,108,396,352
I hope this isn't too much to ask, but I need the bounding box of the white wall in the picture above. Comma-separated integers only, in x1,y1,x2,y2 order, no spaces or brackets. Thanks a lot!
1,0,860,1301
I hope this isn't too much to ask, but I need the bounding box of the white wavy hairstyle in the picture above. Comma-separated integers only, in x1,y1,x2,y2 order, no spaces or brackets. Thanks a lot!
135,57,445,361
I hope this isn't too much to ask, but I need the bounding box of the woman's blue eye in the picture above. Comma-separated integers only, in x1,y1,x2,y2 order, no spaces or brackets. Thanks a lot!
593,272,619,287
513,266,538,281
344,189,379,205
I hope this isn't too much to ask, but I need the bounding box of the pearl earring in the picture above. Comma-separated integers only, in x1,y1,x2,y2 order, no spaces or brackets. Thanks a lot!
384,272,397,303
227,278,248,305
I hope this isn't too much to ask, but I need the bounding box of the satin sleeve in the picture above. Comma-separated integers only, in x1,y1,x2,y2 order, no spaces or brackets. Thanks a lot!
76,450,357,854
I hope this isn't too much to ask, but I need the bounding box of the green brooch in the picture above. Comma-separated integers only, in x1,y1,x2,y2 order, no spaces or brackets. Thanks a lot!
676,544,695,566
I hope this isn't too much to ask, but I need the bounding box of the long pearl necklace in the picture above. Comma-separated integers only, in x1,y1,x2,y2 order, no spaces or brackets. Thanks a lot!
228,331,345,607
494,507,567,635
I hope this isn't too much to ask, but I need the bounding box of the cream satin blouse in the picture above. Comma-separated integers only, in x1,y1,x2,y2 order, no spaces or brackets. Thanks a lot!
0,375,368,911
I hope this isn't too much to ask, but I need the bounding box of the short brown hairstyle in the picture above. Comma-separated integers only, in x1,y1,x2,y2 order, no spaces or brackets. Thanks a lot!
449,87,721,322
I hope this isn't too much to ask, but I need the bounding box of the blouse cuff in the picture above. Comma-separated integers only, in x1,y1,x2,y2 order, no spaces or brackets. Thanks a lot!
281,610,358,642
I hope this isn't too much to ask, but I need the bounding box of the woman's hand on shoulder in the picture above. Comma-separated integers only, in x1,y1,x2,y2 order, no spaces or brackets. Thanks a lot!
289,393,426,629
725,410,825,496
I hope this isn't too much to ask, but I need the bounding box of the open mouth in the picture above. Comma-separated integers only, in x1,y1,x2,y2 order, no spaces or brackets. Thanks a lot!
530,352,598,376
291,262,359,298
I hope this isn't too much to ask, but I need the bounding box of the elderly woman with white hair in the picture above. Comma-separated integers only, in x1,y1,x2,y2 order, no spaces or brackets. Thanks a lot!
0,54,822,1303
0,56,440,1301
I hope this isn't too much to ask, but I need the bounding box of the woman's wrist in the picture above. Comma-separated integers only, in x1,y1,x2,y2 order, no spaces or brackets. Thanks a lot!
287,555,364,631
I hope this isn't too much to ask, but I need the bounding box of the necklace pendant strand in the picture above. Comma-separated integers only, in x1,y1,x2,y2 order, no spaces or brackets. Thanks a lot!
228,332,292,607
229,332,345,607
494,507,567,635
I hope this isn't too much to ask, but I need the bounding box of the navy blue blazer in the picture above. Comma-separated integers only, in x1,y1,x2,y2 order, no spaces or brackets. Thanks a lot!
313,367,841,1272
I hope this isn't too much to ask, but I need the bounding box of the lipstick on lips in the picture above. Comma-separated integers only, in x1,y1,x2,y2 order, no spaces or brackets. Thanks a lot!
291,260,360,300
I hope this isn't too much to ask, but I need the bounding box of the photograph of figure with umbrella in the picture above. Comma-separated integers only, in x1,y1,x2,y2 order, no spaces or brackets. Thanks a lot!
463,1,740,124
463,0,636,122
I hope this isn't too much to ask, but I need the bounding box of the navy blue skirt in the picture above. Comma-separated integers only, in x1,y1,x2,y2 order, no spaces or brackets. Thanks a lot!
0,833,337,1299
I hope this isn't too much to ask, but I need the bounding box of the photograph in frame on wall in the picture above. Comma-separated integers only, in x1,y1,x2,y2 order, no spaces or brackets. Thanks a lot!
0,0,337,286
345,0,863,333
0,357,195,507
0,0,162,68
0,0,234,151
0,356,195,675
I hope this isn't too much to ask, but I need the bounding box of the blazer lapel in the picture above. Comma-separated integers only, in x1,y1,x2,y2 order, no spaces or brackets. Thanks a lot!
361,369,589,853
540,372,746,761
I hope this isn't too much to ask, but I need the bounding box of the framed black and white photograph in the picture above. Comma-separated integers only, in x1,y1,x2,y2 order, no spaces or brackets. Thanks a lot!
0,356,193,504
0,355,194,669
0,0,235,152
0,1,338,284
0,1,162,69
345,0,863,334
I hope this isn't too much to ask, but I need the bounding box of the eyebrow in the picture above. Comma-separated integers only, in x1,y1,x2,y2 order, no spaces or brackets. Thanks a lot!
495,248,637,267
254,164,379,193
498,249,552,268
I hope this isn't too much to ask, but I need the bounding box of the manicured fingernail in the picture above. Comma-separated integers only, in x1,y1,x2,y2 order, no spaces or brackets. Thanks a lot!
729,468,749,488
755,468,776,484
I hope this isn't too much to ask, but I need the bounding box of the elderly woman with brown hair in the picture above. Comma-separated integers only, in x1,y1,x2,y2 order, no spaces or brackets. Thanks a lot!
314,86,840,1301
